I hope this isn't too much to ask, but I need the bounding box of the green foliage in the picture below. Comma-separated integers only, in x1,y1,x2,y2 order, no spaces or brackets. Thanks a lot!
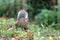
26,0,48,20
35,9,57,25
16,28,24,37
30,24,60,40
0,0,19,17
0,18,60,40
0,18,24,38
29,24,39,32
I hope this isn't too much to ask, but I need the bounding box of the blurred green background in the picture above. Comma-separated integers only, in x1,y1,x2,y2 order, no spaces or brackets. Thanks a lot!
0,0,60,40
0,0,60,29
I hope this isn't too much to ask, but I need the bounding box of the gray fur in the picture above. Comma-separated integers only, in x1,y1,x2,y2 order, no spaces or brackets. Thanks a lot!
17,9,28,20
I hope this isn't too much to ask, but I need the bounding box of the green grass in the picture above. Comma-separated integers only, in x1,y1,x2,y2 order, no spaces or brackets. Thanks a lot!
0,18,60,40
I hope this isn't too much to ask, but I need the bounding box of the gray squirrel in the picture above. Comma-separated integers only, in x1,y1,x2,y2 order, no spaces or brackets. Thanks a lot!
15,9,30,30
17,9,28,20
